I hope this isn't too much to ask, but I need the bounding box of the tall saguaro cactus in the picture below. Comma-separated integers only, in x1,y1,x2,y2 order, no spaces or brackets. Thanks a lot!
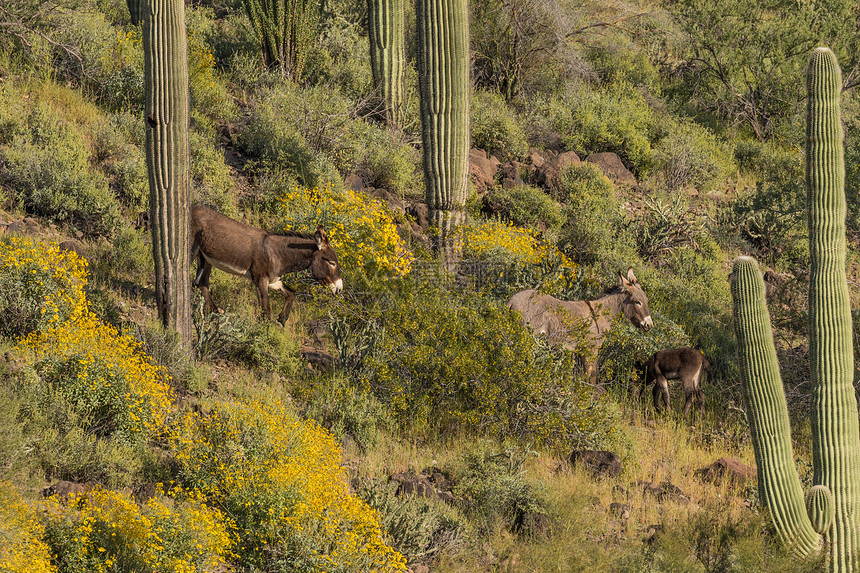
416,0,469,264
142,0,193,345
367,0,405,128
730,47,860,571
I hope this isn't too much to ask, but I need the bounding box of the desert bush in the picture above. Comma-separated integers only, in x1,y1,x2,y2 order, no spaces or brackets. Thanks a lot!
651,118,736,192
2,237,172,442
169,399,407,572
632,194,709,264
190,129,237,216
471,89,529,160
481,185,565,236
562,82,658,175
302,376,394,452
230,320,303,377
353,127,420,196
17,310,173,444
585,45,660,91
727,140,806,264
239,85,351,187
356,479,468,566
454,447,549,537
0,237,88,339
43,486,233,573
330,278,630,453
556,163,638,271
0,103,122,236
0,481,54,573
186,11,237,125
92,113,147,213
304,18,373,102
276,183,414,285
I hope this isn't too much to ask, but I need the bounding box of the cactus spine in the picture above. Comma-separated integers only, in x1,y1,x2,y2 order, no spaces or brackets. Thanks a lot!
730,47,860,571
367,0,405,127
416,0,469,259
142,0,193,345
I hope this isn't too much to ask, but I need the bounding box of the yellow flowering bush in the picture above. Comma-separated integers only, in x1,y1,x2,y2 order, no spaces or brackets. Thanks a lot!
170,399,406,572
18,312,173,442
43,486,232,573
459,217,562,266
0,236,88,338
0,482,55,573
2,237,172,442
277,184,414,282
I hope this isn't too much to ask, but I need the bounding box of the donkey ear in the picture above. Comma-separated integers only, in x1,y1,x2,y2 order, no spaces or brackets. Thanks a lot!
315,225,328,249
626,267,638,285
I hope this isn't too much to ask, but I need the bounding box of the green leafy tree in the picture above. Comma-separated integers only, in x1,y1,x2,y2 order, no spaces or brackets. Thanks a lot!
666,0,860,140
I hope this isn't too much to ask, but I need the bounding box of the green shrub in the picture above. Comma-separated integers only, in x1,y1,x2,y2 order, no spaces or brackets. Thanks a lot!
727,140,806,264
556,163,637,271
631,194,709,264
651,118,736,192
454,447,549,537
0,103,122,236
331,277,630,452
354,127,420,196
304,18,373,102
471,89,529,160
481,185,565,237
586,45,660,91
190,130,237,216
356,479,468,566
562,82,657,175
239,85,345,188
302,376,394,452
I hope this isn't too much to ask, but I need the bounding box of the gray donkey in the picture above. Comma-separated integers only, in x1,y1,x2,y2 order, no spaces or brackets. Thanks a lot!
507,268,653,382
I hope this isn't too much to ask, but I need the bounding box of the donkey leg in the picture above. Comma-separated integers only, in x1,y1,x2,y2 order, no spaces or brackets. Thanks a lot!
653,377,670,412
275,285,296,325
193,255,222,313
254,277,273,321
683,388,694,418
697,389,706,414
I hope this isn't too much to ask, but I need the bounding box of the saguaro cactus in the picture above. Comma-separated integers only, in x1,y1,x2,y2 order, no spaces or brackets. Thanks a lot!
730,47,860,571
416,0,469,263
142,0,193,345
367,0,405,127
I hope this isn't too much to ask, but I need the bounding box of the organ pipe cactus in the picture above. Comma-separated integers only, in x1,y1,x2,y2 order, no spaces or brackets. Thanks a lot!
367,0,405,127
416,0,469,263
142,0,193,344
730,47,860,571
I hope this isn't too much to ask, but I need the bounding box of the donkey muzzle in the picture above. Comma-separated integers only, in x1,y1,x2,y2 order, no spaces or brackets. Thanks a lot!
330,278,344,294
641,316,653,330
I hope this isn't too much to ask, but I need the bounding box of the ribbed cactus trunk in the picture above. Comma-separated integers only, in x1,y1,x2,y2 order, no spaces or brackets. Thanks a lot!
806,47,860,572
127,0,141,24
416,0,469,268
367,0,405,128
142,0,193,346
731,47,860,572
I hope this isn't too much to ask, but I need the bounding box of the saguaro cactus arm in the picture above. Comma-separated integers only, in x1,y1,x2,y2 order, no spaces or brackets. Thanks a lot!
367,0,405,127
730,257,823,556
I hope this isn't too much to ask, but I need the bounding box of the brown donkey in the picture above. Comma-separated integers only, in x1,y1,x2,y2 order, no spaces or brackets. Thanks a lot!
190,204,343,323
507,268,653,382
640,347,710,417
